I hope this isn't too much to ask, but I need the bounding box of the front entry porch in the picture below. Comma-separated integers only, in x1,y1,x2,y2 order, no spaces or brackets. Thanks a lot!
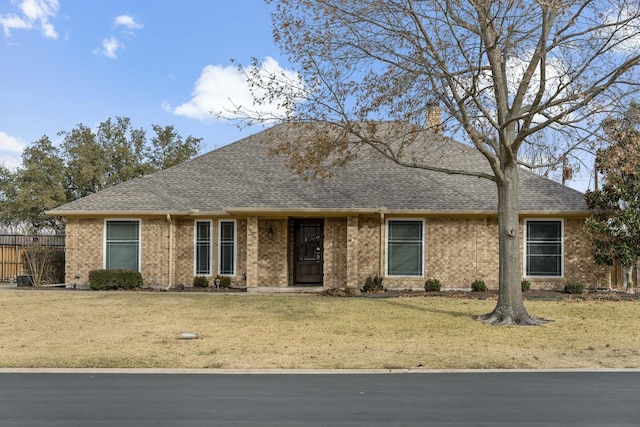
293,218,324,285
243,215,364,289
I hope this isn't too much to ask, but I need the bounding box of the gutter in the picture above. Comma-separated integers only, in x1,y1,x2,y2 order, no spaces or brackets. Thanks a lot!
45,208,594,218
166,214,174,290
224,209,594,218
222,207,380,217
379,210,385,278
45,209,230,217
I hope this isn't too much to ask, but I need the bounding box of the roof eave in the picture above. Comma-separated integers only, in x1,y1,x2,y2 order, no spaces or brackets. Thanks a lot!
519,210,591,217
45,209,230,217
224,207,593,217
46,208,592,218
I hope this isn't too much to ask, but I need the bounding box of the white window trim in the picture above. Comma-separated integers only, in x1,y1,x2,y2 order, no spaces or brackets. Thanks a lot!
103,218,141,271
194,220,213,276
523,219,564,279
218,219,237,276
385,218,425,278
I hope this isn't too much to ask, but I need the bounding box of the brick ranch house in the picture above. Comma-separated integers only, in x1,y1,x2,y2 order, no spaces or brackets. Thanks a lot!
48,123,610,291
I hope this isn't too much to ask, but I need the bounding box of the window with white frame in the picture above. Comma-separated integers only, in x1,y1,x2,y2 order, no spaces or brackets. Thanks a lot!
218,220,236,276
195,221,212,275
525,220,563,277
105,220,140,270
387,219,424,276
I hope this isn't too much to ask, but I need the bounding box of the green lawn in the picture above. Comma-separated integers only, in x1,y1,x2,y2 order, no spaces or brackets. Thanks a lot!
0,290,638,369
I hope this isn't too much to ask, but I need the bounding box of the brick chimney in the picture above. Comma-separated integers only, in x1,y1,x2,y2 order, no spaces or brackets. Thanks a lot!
426,103,443,133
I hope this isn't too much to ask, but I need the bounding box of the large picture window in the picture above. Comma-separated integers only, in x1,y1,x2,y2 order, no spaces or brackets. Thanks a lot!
525,220,563,277
105,220,140,271
218,220,236,276
195,221,212,275
387,219,424,276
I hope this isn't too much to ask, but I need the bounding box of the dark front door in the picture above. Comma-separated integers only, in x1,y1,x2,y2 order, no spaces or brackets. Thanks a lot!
294,219,324,285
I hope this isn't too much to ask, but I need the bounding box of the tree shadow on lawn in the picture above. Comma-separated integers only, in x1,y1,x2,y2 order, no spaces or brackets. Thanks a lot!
379,298,478,320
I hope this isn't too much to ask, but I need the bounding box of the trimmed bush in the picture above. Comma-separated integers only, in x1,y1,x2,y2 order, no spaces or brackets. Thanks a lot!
564,282,584,294
424,278,441,292
471,279,487,292
521,280,531,292
375,275,384,289
89,269,143,290
215,275,232,289
362,274,384,293
193,276,209,288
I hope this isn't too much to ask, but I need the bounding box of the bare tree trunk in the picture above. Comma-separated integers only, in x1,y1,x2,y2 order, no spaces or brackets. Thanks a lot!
622,264,634,294
480,163,546,325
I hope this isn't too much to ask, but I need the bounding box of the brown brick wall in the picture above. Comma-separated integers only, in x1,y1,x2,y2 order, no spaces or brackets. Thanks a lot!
375,216,609,291
173,218,247,288
566,218,610,287
257,219,288,286
524,218,610,290
140,218,169,287
346,216,359,287
64,217,103,285
64,214,608,291
478,218,500,288
246,217,258,287
356,216,382,285
65,217,173,287
324,217,347,288
173,219,194,287
425,218,484,288
236,219,247,286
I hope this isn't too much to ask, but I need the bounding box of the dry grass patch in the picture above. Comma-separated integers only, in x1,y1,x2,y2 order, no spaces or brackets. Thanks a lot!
0,290,639,369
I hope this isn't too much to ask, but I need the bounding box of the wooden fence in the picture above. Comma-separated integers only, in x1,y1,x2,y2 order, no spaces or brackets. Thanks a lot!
0,234,65,282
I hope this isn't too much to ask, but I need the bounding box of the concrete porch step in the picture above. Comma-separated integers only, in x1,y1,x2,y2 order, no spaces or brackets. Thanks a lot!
247,286,325,294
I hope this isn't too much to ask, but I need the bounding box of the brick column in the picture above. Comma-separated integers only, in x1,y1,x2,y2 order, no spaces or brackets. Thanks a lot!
246,216,259,288
346,216,359,288
323,219,335,288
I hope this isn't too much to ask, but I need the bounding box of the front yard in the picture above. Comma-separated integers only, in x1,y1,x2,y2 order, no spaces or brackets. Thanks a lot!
0,290,638,369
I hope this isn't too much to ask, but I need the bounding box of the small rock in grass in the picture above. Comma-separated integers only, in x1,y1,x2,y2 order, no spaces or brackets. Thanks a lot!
179,332,198,339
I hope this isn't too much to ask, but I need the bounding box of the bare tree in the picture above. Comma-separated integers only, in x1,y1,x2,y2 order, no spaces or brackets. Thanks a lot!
230,0,640,324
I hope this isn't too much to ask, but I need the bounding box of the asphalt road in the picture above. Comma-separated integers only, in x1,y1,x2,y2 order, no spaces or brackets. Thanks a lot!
0,371,638,426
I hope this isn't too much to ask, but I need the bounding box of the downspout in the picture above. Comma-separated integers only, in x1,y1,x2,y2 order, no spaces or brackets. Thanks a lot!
166,214,174,290
379,210,385,277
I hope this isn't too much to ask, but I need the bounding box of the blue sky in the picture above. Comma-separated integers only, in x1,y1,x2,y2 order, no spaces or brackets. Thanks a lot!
0,0,595,192
0,0,290,169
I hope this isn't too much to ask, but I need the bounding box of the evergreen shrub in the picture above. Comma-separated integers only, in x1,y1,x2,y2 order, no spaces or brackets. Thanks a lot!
424,278,441,292
564,282,584,294
193,276,209,288
471,279,487,292
362,275,384,292
89,269,142,290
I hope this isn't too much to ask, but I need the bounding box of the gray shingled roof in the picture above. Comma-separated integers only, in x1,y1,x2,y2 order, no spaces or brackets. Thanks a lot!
49,123,589,215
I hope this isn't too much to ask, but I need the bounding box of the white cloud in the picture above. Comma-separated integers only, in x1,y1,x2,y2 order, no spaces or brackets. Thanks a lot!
0,131,25,170
0,0,59,39
93,14,142,59
114,15,143,30
93,36,123,59
170,57,302,122
0,153,21,170
0,131,25,153
0,14,29,37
